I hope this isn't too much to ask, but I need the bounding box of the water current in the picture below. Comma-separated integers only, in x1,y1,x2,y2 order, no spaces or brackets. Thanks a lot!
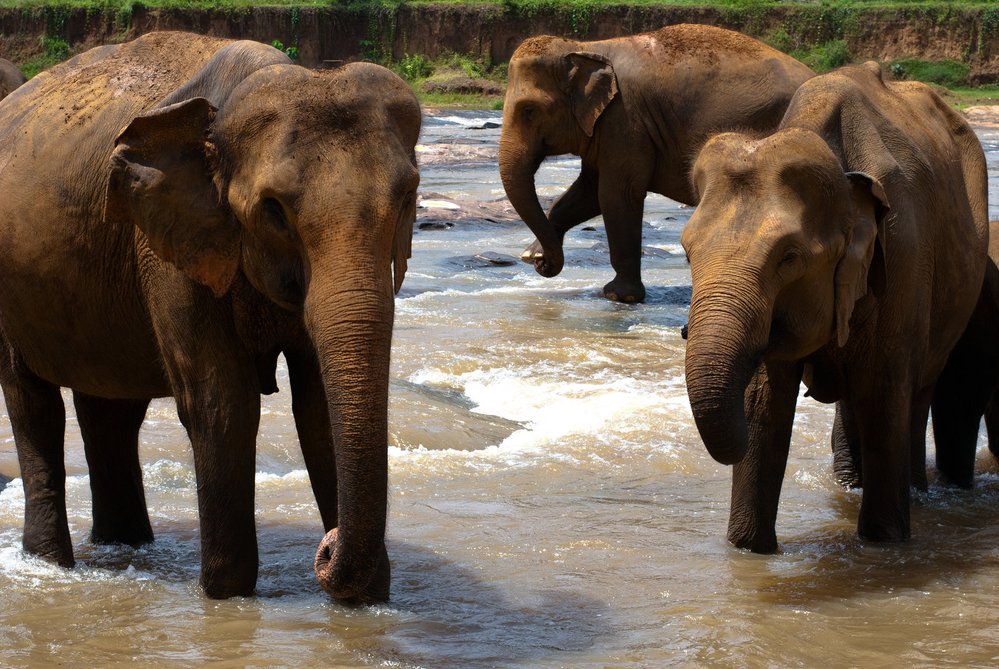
1,111,999,667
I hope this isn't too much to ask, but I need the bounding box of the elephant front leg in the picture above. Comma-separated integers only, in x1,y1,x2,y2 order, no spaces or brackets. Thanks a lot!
521,166,601,265
852,390,913,543
727,361,801,553
0,350,72,567
152,287,262,599
74,392,153,546
178,377,261,598
598,177,646,303
286,344,337,531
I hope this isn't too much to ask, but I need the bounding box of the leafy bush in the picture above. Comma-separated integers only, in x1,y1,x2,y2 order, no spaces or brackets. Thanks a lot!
270,39,299,61
394,53,433,81
889,59,969,87
792,39,852,72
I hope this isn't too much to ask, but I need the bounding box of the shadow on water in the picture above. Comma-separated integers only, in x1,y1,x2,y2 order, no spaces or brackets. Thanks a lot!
344,540,615,669
70,524,614,668
745,473,999,606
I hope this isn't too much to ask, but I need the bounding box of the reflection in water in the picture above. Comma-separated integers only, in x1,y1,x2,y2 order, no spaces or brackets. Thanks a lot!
0,112,998,666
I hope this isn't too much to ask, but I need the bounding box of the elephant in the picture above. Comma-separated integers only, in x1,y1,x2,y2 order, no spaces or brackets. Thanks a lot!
929,220,999,488
0,32,421,602
680,61,988,552
498,24,814,303
0,57,26,101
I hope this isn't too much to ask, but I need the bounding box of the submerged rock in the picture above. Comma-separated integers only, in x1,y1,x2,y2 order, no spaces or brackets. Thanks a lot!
446,251,520,270
417,192,522,229
0,472,10,492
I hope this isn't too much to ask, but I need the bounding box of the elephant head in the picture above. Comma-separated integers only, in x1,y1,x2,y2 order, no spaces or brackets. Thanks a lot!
681,128,888,465
498,36,618,277
104,62,421,602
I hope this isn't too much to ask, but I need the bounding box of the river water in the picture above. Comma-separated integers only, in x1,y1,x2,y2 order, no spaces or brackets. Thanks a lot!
1,111,999,667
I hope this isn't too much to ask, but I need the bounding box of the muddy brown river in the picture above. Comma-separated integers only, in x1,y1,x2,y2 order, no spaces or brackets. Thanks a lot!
1,111,999,667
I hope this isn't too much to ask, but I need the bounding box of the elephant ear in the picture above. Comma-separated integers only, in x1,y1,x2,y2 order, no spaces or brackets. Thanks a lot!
564,51,618,138
833,172,890,347
392,193,416,294
104,97,240,297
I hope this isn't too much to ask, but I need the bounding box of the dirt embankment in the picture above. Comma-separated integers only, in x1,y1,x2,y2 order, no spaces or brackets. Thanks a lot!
1,4,999,82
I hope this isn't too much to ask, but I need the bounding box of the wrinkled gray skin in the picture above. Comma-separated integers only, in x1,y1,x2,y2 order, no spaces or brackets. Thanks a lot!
0,32,421,602
927,220,999,488
681,62,988,552
498,24,814,302
0,58,26,101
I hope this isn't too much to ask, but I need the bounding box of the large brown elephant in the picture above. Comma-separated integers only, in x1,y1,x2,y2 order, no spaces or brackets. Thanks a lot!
0,57,25,101
681,61,988,552
0,32,421,602
498,24,814,302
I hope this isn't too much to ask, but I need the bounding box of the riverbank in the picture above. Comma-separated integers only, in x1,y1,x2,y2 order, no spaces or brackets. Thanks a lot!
3,2,999,81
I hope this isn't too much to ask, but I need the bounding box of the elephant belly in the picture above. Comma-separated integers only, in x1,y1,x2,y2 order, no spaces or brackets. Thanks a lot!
0,256,171,400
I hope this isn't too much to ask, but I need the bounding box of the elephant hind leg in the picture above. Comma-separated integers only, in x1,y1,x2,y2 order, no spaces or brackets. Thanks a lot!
74,392,153,546
0,348,72,566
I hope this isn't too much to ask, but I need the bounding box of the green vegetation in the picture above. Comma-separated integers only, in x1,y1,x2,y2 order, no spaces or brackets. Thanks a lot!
2,0,999,10
4,0,999,107
890,58,970,87
389,52,506,109
792,39,852,73
18,35,70,78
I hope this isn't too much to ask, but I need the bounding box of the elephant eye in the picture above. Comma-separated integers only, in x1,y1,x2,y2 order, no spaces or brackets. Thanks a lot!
778,247,802,270
261,197,289,232
519,103,538,123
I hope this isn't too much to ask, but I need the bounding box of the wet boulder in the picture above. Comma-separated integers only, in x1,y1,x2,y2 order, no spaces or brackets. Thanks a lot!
417,193,522,229
446,251,520,270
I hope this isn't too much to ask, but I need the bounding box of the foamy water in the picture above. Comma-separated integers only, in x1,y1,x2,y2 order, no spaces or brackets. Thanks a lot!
0,111,999,667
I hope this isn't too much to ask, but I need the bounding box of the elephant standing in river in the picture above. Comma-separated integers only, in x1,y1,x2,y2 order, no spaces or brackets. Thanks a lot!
681,61,988,551
929,220,999,487
0,58,26,101
0,32,420,602
498,24,814,302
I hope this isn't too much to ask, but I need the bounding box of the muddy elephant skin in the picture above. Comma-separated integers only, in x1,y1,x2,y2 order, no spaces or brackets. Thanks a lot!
498,23,814,303
0,32,421,602
681,62,988,552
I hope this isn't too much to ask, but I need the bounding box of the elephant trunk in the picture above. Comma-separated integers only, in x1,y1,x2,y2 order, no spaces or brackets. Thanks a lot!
498,134,564,277
305,271,393,603
684,277,770,465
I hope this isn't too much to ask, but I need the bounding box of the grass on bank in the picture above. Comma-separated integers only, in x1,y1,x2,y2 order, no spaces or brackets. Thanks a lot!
3,0,999,7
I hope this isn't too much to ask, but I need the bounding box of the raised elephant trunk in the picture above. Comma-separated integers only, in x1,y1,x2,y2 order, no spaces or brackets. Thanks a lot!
304,271,393,603
684,281,770,465
498,136,564,277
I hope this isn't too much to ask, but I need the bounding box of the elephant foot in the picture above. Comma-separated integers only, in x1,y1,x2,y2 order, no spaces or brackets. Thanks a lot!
727,523,778,554
603,276,646,303
857,514,910,544
314,528,390,604
200,551,258,599
520,239,544,264
520,240,564,278
23,534,75,569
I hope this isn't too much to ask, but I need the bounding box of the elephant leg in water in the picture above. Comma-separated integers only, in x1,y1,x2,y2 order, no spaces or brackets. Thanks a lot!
0,344,73,566
597,171,647,303
74,392,153,546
